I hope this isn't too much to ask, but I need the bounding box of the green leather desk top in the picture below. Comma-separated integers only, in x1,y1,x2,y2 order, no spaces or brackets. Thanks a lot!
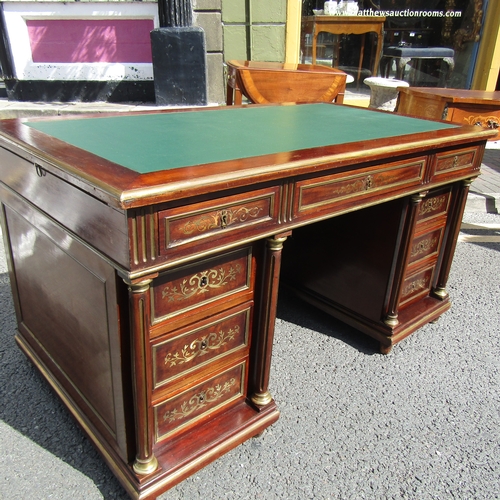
26,103,456,174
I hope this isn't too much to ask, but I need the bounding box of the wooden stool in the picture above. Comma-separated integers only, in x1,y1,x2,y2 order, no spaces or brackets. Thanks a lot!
381,46,455,86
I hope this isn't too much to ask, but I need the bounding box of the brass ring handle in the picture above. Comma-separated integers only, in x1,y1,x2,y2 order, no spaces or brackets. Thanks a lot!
35,164,46,177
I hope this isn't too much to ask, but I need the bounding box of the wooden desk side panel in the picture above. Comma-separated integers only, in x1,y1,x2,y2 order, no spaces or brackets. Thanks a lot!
0,188,134,463
396,91,447,120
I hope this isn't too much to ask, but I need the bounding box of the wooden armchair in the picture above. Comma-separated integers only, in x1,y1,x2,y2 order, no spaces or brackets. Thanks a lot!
226,60,347,105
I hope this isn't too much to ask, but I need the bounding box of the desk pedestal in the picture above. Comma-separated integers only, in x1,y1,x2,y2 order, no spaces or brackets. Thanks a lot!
282,183,470,353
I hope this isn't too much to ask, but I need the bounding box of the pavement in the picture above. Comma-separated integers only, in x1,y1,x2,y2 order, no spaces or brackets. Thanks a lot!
467,147,500,213
0,95,499,500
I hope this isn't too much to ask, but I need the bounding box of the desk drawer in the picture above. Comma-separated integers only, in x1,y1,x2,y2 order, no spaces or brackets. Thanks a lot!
151,247,252,325
158,186,279,256
448,105,500,136
152,304,251,390
293,158,425,219
399,265,435,308
431,147,480,181
408,227,444,268
416,188,451,223
154,362,245,441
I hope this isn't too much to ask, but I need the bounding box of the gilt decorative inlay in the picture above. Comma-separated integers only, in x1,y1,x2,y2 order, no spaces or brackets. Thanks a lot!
402,277,430,298
419,196,446,216
463,115,499,129
164,327,239,366
161,264,242,302
411,236,438,258
181,206,264,234
162,378,237,423
331,175,374,196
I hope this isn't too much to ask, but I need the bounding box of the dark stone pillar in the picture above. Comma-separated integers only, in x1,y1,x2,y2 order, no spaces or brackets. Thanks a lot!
158,0,193,28
0,6,15,79
151,0,207,106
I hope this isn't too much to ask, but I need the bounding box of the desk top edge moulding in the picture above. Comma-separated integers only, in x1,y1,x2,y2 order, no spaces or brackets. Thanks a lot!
0,103,496,499
0,103,494,211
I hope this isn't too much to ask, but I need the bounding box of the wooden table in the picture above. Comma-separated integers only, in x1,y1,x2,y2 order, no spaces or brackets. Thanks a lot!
226,60,347,105
396,87,500,139
0,104,495,499
301,15,386,84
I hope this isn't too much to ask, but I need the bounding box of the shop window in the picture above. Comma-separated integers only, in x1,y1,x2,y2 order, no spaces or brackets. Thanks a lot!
302,0,484,89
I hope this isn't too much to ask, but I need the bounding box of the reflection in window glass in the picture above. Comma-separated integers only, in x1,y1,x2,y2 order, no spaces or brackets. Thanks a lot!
302,0,484,89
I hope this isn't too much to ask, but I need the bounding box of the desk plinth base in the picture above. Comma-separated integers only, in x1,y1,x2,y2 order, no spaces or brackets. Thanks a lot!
15,330,279,500
134,403,280,500
287,284,451,354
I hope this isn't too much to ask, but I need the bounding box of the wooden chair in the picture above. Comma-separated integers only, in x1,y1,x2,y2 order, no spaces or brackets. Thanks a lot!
226,60,347,105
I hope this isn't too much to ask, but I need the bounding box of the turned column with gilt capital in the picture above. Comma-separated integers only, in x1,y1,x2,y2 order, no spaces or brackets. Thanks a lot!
126,277,159,476
384,192,427,328
433,178,474,300
250,233,290,408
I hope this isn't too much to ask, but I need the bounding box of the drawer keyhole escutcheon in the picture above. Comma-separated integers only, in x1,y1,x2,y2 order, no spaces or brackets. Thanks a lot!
453,156,459,168
220,210,228,229
200,276,208,287
200,339,208,350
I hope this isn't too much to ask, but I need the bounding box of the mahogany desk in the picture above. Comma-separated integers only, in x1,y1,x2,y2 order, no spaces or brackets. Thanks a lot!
0,104,495,499
301,16,386,84
396,87,500,140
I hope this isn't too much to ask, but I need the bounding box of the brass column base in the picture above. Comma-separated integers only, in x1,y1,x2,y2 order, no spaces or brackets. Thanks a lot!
251,391,273,407
384,314,399,327
433,287,449,299
133,455,159,476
